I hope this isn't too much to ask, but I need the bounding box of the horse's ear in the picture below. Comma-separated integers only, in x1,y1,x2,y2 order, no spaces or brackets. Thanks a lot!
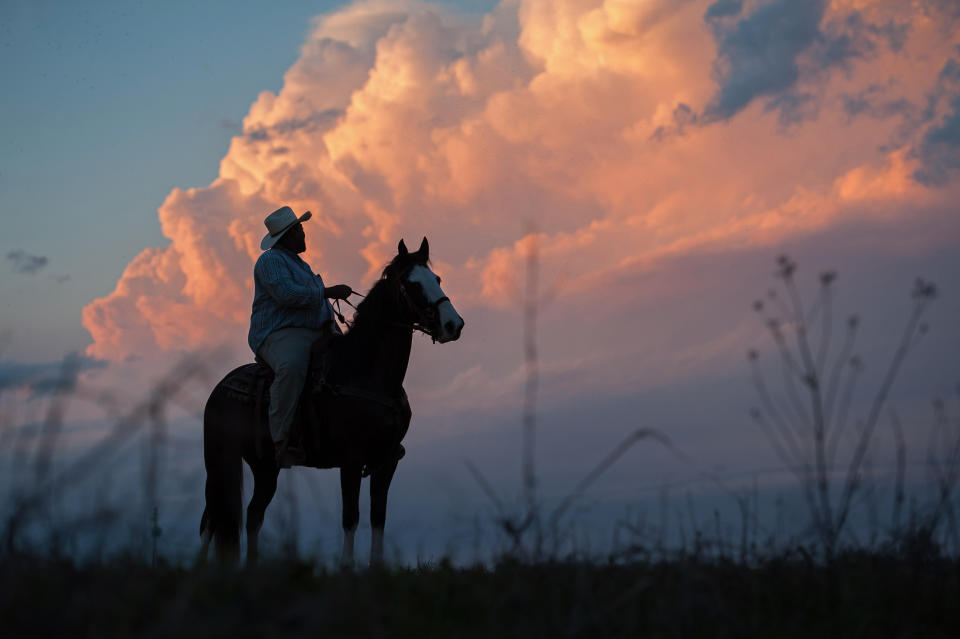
398,239,408,256
419,236,429,257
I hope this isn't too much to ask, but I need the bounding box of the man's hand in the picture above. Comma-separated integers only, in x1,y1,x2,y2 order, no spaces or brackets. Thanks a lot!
325,284,352,300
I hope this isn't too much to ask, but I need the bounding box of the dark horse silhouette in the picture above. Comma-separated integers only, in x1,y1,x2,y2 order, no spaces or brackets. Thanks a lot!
199,237,464,565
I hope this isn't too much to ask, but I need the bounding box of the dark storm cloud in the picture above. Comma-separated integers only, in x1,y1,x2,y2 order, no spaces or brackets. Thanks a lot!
704,0,741,21
701,2,908,126
0,353,106,397
868,19,910,53
913,59,960,187
243,109,343,143
920,0,960,25
650,103,698,141
6,249,48,275
807,13,873,72
702,0,828,122
924,58,960,115
246,128,271,142
765,90,818,128
913,95,960,186
840,85,914,122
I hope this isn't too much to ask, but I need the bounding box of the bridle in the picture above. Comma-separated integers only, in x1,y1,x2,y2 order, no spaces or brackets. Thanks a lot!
332,271,447,342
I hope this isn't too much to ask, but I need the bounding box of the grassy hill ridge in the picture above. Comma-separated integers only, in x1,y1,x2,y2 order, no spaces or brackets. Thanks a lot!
2,553,957,638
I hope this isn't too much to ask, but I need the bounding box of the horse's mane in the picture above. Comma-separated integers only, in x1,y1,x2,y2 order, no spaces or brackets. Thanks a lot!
342,249,429,338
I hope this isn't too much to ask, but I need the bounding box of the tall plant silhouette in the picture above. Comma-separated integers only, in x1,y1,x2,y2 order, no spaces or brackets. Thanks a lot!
748,255,936,555
466,229,679,560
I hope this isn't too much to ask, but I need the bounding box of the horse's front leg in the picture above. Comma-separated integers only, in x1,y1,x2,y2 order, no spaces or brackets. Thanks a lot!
369,455,400,566
197,509,213,565
340,464,362,567
246,465,279,566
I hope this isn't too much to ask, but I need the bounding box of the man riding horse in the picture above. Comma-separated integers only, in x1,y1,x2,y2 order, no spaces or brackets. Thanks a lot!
249,205,352,468
202,217,464,564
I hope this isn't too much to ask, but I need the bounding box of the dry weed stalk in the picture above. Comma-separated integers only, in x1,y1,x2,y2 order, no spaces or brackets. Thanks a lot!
1,355,211,557
922,390,960,554
465,228,679,561
748,255,937,555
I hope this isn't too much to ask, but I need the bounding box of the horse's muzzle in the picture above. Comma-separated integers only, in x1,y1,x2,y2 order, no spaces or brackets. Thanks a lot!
433,298,463,343
436,311,464,343
440,318,464,342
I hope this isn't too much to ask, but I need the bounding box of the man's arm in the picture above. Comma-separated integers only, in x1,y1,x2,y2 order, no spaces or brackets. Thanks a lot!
257,252,323,308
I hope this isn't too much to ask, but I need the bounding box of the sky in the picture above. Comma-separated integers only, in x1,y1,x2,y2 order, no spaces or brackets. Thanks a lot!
1,0,959,561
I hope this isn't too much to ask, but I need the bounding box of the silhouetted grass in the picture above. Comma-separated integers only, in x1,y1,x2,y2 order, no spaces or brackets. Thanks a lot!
748,256,957,558
1,551,957,638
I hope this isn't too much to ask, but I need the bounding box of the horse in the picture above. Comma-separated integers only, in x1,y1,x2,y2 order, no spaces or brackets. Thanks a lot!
199,237,464,565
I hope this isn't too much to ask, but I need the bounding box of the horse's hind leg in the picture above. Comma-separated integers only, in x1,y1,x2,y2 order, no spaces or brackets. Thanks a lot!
197,508,213,565
340,464,362,567
370,456,400,566
246,465,279,566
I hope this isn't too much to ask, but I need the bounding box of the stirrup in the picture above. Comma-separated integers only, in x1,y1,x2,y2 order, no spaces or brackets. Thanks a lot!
360,444,405,477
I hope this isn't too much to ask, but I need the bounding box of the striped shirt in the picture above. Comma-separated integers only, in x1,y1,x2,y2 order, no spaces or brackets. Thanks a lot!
247,247,336,354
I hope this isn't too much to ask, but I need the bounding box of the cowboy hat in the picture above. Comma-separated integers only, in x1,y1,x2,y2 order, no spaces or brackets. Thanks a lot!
260,206,312,250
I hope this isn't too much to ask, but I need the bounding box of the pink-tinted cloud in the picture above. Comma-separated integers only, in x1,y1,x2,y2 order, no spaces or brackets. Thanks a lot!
82,0,960,416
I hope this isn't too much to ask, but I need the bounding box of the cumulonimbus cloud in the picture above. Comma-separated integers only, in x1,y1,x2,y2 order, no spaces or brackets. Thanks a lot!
82,0,960,363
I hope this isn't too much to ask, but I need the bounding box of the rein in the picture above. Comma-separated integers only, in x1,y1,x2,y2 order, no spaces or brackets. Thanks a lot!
333,287,442,342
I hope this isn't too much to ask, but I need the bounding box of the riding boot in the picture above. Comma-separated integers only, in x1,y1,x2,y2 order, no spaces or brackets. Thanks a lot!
274,440,306,469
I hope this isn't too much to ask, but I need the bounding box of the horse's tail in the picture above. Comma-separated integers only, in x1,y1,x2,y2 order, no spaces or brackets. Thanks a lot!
202,386,243,563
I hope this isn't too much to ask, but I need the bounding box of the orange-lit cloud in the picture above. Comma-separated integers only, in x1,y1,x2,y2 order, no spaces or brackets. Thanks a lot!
83,0,960,374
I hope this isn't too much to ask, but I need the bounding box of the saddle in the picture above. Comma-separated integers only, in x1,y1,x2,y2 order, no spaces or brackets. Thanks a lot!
217,332,410,470
219,331,339,400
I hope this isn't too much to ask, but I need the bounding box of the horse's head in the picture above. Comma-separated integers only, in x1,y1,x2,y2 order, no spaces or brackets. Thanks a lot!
385,237,464,343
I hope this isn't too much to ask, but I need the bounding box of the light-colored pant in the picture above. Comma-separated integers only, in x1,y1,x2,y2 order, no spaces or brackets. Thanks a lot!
258,327,323,444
